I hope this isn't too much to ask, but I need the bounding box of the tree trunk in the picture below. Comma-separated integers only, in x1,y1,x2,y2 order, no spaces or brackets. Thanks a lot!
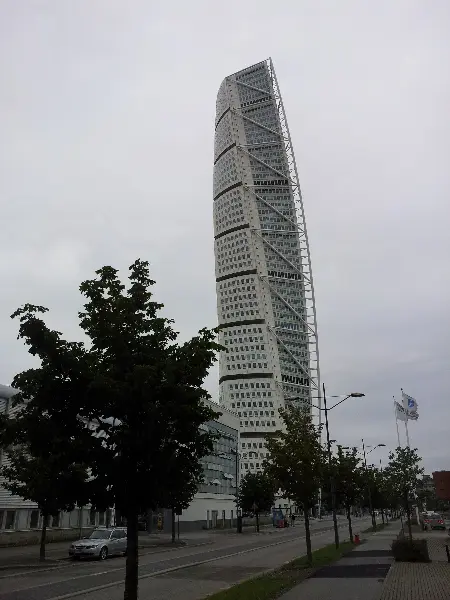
304,508,312,566
39,515,47,562
171,509,176,543
381,509,385,525
372,510,376,530
346,505,353,543
404,490,413,541
256,512,260,533
78,506,83,539
124,511,139,600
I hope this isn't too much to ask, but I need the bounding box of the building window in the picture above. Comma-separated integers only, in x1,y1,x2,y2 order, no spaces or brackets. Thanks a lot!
98,512,105,526
30,510,40,529
51,513,60,528
4,510,16,530
89,509,97,526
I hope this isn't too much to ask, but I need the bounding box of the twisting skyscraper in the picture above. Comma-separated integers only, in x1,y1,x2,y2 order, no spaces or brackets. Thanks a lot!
213,59,320,476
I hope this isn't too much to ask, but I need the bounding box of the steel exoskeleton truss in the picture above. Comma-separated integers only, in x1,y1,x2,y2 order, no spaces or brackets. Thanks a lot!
226,58,321,419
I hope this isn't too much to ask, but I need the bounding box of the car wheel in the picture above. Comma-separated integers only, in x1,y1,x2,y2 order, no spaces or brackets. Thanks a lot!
99,547,108,561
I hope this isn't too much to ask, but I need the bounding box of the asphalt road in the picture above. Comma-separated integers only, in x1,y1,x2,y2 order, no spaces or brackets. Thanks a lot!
0,517,372,600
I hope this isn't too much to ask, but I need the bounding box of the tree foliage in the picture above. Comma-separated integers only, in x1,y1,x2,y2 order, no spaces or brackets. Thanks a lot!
238,472,276,531
0,402,91,560
264,406,325,564
7,260,221,600
384,446,424,539
333,446,364,541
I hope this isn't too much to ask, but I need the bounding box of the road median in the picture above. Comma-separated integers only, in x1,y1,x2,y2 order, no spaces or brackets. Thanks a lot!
203,540,356,600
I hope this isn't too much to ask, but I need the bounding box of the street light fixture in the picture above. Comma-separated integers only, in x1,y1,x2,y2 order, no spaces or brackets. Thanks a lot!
361,440,386,531
287,388,365,548
367,443,386,455
318,385,365,549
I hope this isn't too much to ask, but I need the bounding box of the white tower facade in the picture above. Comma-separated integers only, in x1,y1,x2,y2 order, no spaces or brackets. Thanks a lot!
213,59,320,476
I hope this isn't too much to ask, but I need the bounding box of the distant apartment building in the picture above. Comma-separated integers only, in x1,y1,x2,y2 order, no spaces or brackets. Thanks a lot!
418,474,436,493
432,471,450,501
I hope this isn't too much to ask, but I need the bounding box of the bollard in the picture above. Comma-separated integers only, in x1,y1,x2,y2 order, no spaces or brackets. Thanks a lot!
445,545,450,563
354,534,360,545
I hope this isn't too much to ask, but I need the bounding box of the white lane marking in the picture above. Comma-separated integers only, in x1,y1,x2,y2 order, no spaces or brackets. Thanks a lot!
44,526,352,600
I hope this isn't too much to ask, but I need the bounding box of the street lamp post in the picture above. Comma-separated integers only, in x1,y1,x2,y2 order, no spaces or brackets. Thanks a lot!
361,440,386,531
322,384,339,549
308,385,365,549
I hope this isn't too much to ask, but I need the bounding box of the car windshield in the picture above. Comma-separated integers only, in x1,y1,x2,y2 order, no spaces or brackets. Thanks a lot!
89,529,112,539
430,514,441,519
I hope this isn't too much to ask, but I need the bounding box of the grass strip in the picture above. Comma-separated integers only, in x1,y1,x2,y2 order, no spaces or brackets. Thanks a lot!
362,522,389,534
205,540,355,600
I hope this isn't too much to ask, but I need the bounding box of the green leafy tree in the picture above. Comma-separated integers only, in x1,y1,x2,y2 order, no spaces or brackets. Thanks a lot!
161,451,206,542
384,447,424,539
0,405,90,561
238,472,276,532
0,447,88,560
9,260,220,600
360,465,400,524
264,406,325,565
334,446,364,542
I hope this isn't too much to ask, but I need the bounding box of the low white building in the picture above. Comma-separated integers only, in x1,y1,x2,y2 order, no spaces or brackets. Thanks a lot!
0,385,239,533
0,383,106,533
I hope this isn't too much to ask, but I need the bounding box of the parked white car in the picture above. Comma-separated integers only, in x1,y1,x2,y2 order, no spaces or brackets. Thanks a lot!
69,527,127,560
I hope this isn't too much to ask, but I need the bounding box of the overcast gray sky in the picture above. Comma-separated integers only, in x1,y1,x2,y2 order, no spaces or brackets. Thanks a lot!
1,1,449,473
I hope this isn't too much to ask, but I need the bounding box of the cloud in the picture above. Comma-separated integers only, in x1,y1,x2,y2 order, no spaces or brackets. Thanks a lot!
1,0,449,473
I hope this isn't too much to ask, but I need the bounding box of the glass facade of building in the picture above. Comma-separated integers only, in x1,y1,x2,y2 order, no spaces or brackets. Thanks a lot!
198,420,239,496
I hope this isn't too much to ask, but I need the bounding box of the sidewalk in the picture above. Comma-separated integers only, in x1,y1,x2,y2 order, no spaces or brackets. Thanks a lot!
280,525,400,600
380,530,450,600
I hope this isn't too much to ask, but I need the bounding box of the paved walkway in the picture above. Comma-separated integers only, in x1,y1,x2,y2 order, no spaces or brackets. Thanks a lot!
280,526,400,600
379,530,450,600
281,525,450,600
380,563,450,600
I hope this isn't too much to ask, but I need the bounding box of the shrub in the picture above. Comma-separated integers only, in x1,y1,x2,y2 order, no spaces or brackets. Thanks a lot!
391,538,430,562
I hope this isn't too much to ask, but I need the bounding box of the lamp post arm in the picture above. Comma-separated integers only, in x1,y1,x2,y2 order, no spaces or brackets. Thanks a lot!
327,395,352,411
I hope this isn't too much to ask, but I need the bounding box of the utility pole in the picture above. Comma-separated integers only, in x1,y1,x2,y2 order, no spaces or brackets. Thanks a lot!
362,439,376,531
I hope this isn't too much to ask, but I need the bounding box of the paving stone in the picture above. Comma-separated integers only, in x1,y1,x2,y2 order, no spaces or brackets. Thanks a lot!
380,563,450,600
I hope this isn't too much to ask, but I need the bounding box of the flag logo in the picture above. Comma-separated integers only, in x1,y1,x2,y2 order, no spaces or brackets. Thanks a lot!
402,391,419,421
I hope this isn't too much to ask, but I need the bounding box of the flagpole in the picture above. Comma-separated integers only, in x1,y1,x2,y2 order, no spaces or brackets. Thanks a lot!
401,388,411,448
404,420,411,447
393,396,401,447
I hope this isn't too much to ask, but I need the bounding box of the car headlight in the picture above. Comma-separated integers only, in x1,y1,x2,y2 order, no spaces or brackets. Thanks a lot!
84,544,99,549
